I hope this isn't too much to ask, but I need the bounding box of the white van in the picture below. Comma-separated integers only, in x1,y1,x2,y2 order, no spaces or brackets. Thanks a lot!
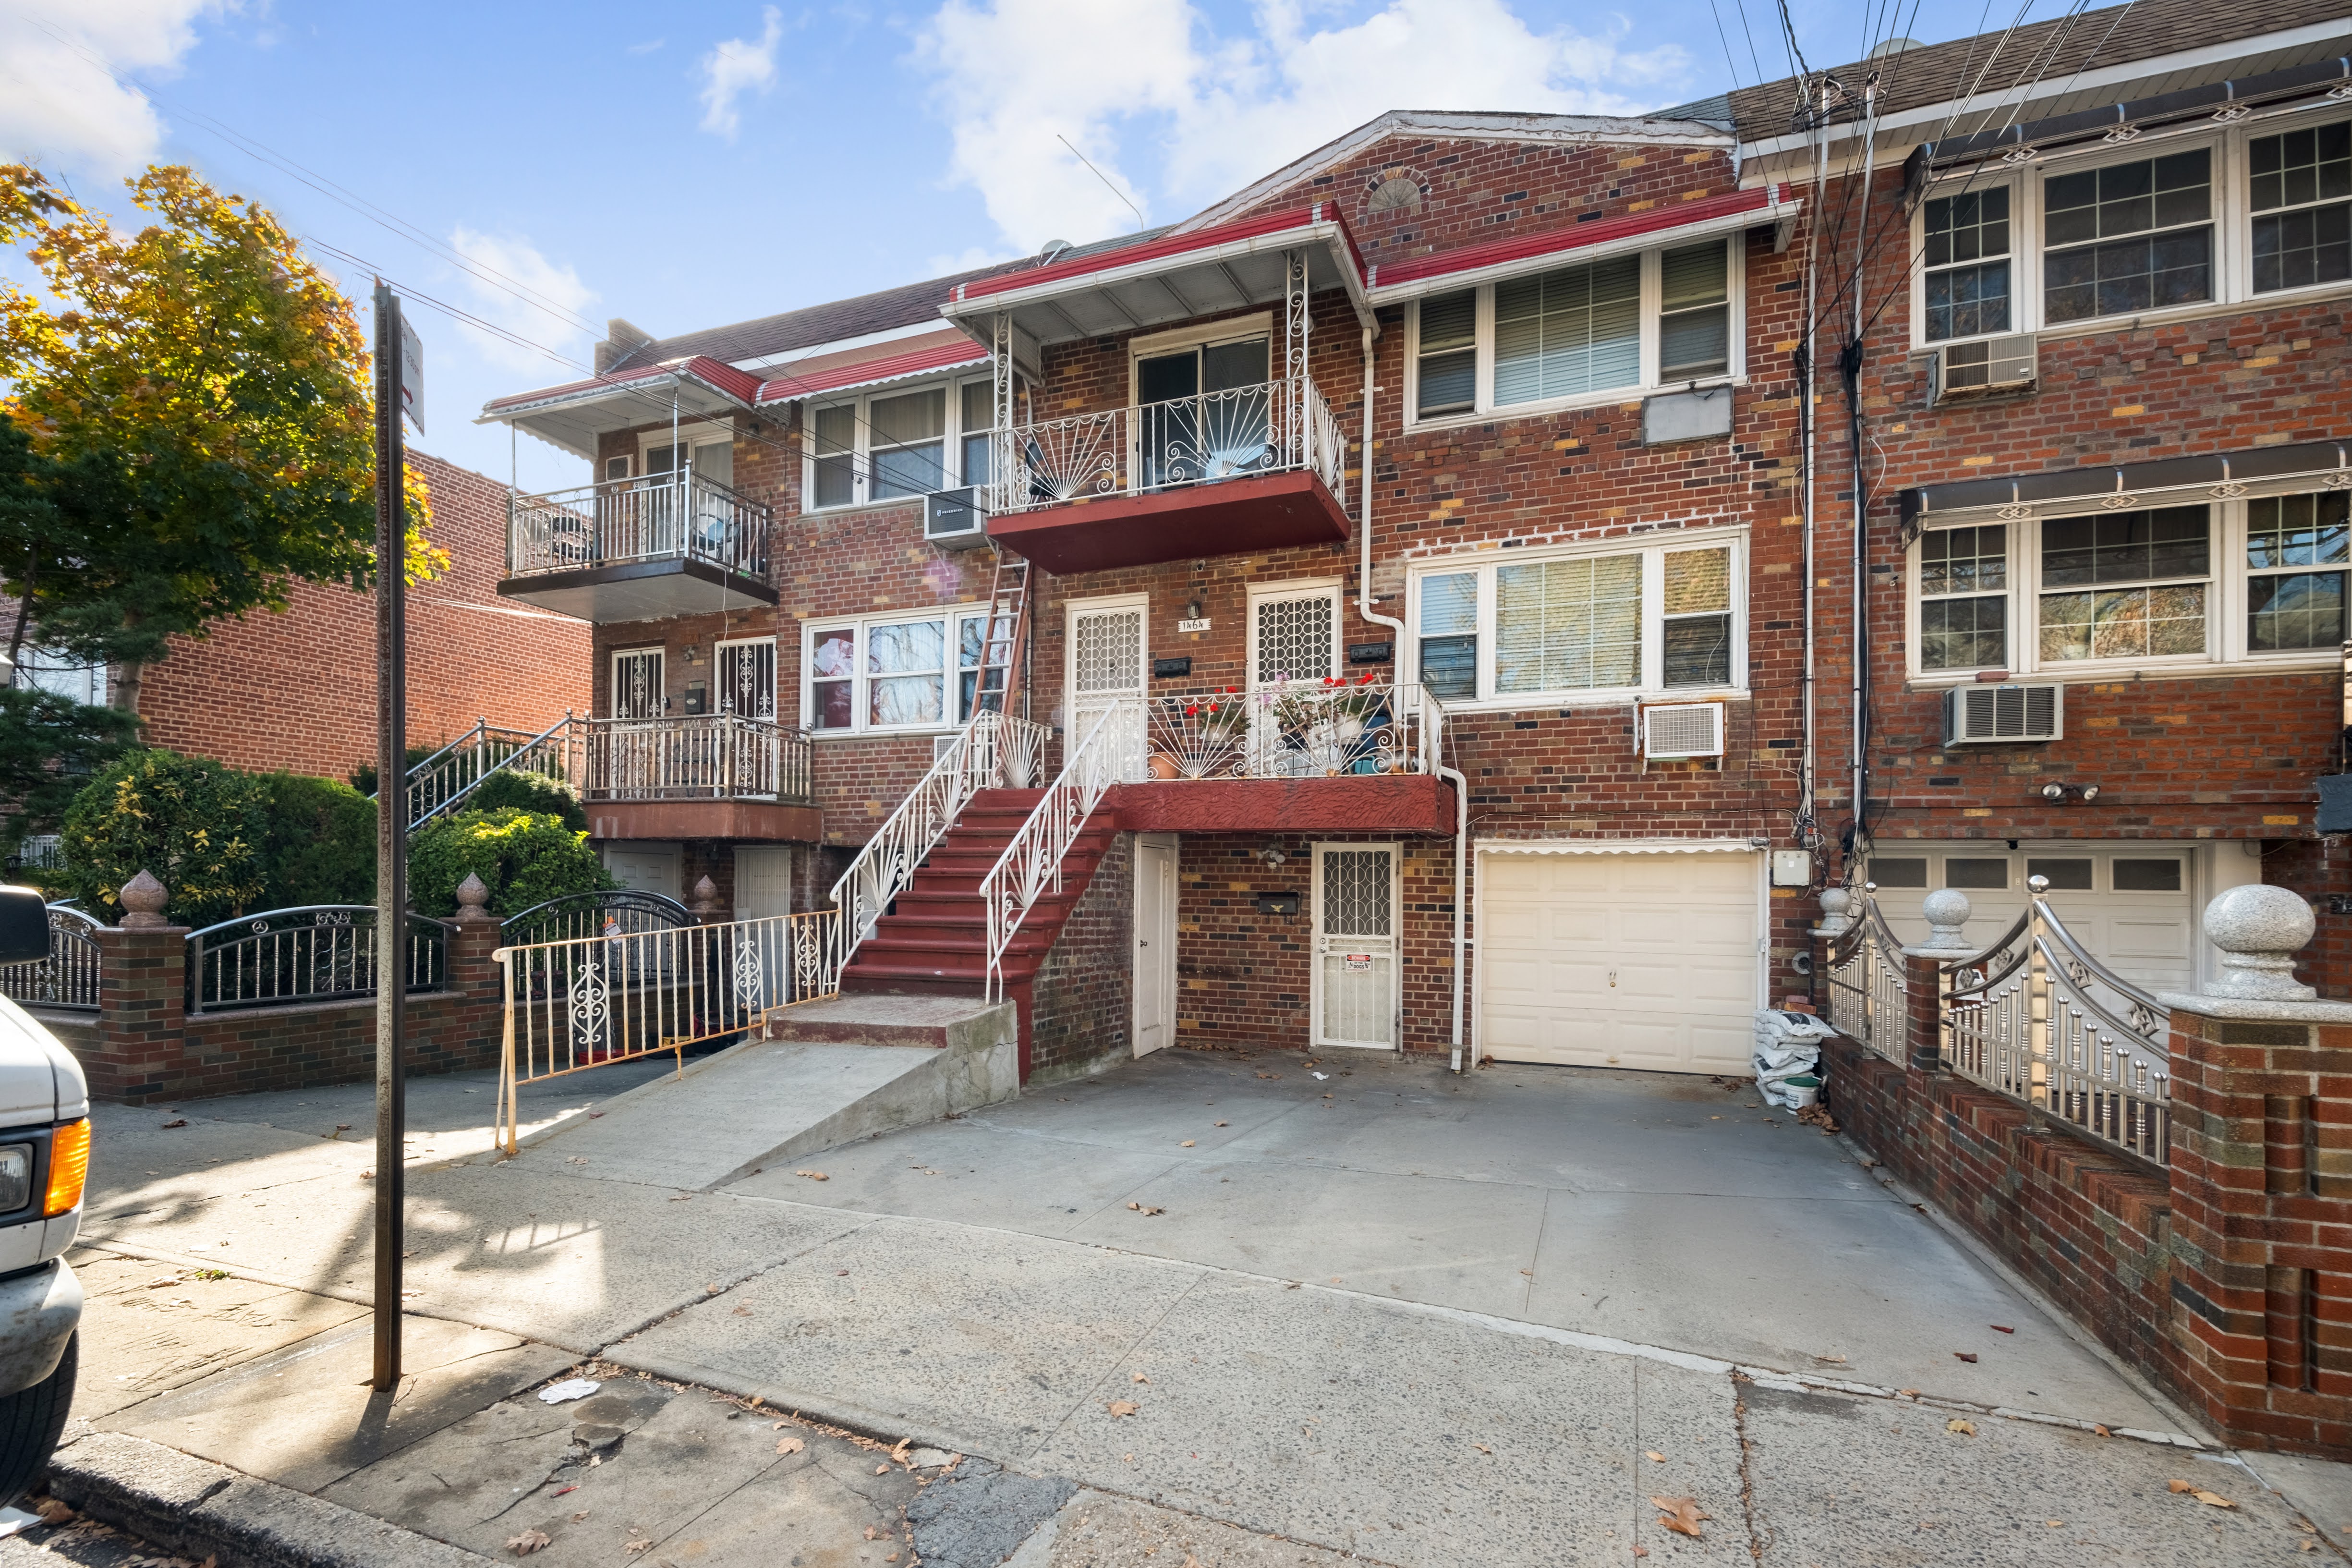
0,887,87,1504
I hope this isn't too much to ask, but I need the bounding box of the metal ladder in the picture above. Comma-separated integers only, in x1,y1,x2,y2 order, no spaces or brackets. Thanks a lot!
973,552,1033,723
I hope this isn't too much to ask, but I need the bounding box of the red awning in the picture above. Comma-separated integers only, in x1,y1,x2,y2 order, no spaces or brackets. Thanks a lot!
755,340,990,404
987,469,1349,575
1366,185,1796,299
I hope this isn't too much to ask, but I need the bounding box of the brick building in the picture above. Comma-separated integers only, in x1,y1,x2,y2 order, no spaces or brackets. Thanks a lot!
12,450,590,783
479,0,2352,1080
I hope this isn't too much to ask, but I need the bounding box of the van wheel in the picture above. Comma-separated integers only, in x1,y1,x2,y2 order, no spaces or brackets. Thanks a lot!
0,1333,75,1507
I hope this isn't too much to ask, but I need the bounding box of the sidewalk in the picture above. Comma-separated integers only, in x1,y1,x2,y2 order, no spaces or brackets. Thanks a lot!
56,1048,2352,1565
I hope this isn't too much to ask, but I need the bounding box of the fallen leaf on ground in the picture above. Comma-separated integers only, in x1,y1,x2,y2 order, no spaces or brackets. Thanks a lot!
2046,1519,2064,1528
1651,1497,1709,1538
2093,1424,2110,1436
1645,1450,1666,1463
1952,1352,1978,1363
1214,1121,1228,1127
160,1119,187,1129
667,1194,692,1203
1132,1373,1150,1384
1520,1269,1533,1277
732,1306,752,1317
572,1512,590,1523
624,1535,654,1556
864,1526,881,1541
795,1170,828,1181
1473,1443,1493,1454
1898,1388,1920,1398
2190,1490,2237,1509
33,1500,73,1525
506,1529,551,1556
1990,1324,2014,1334
1947,1419,1976,1436
1632,1549,1649,1559
1108,1401,1139,1418
776,1436,804,1454
873,1464,889,1475
1180,1140,1196,1148
1814,1353,1847,1364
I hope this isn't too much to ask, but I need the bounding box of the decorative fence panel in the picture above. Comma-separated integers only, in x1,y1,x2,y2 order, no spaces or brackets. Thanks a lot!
509,472,769,580
1825,892,1907,1062
582,715,813,803
185,906,456,1014
500,890,693,950
0,905,101,1012
1138,680,1433,781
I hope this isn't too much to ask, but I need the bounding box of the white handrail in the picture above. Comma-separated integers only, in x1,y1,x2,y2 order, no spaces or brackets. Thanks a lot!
401,713,582,832
980,703,1125,1002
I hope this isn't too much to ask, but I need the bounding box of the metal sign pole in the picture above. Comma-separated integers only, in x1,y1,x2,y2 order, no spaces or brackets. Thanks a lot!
372,281,409,1392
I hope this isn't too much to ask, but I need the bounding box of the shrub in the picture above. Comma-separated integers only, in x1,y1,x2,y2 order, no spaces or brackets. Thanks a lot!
409,807,615,918
461,768,588,834
347,743,439,798
57,749,268,926
256,772,376,909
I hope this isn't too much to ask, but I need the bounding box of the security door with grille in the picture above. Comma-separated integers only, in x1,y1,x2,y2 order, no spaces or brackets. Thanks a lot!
1067,600,1148,778
1251,585,1340,776
1314,843,1398,1049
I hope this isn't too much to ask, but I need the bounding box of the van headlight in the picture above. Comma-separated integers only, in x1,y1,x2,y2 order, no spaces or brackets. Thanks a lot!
0,1145,28,1214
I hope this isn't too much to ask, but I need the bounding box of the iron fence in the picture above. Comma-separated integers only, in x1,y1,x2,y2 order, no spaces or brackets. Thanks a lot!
582,714,813,803
500,889,693,949
184,905,457,1013
0,905,101,1012
508,471,769,581
1826,888,1907,1063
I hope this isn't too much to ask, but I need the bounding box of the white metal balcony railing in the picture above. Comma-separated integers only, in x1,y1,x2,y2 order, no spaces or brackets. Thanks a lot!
983,375,1346,518
508,471,770,580
583,714,814,804
1132,678,1442,783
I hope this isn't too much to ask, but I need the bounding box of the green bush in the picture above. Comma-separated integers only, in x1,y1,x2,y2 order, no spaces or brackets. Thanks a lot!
461,768,588,834
57,749,268,926
257,772,376,908
347,743,439,798
409,807,615,918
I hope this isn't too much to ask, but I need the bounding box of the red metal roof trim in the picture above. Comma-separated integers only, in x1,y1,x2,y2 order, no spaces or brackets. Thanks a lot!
1368,185,1790,290
949,204,1364,304
483,355,760,416
755,340,990,404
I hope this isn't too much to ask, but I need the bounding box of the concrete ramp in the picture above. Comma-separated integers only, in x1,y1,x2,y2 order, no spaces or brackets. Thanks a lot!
512,999,1017,1191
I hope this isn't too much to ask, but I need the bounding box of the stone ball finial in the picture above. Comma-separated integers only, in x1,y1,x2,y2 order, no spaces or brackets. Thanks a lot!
691,875,720,915
1906,886,1976,958
117,869,169,928
452,872,493,923
1813,885,1853,937
2202,884,2317,1001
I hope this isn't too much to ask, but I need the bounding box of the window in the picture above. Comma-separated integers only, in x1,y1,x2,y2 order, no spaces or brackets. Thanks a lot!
959,379,995,488
2246,492,2349,651
1866,857,1928,887
2025,857,2094,889
1406,237,1739,424
1922,188,2011,342
811,406,858,509
643,435,732,486
803,379,988,511
2250,120,2352,293
2037,506,2208,662
2043,149,2212,324
611,648,664,720
11,647,102,707
804,606,998,733
1407,531,1746,706
869,388,945,499
1917,525,2009,670
1944,858,2009,890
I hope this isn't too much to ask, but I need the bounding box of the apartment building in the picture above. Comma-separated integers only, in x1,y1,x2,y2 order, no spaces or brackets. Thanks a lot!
478,0,2352,1077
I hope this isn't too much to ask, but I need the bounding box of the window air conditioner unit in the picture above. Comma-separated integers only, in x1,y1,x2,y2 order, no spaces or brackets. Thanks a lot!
924,487,990,550
1642,702,1725,760
1944,683,2062,744
1930,333,2037,405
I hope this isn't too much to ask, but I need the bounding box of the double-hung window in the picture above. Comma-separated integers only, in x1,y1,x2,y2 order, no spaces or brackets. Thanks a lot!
803,376,992,512
2250,120,2352,293
2036,506,2209,662
1407,237,1740,424
2042,149,2213,324
2246,493,2351,651
1921,189,2012,342
805,605,1002,734
1407,532,1746,706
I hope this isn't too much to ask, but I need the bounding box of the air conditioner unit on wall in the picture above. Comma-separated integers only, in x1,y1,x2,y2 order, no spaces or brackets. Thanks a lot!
1944,683,2062,744
924,487,990,550
1930,333,2037,406
1642,702,1725,760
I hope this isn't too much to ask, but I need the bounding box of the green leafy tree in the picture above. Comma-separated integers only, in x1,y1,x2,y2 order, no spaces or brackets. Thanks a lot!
460,768,589,834
409,808,616,919
256,772,376,908
0,686,138,861
56,749,267,926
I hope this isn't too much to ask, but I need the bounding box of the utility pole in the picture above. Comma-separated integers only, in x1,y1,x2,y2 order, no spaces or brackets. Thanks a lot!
372,280,415,1392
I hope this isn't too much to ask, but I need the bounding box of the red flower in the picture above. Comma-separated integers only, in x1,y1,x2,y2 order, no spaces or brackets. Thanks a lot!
1184,705,1199,717
1359,671,1377,685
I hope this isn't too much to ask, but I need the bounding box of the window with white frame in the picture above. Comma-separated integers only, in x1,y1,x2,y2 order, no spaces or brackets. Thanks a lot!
1407,236,1740,423
1908,490,2352,678
804,604,1000,733
1406,533,1746,706
802,376,992,512
1914,107,2352,347
11,647,103,707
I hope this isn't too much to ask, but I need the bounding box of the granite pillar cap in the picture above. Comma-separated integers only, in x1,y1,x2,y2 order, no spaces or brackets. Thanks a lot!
117,870,169,929
2200,883,2317,1001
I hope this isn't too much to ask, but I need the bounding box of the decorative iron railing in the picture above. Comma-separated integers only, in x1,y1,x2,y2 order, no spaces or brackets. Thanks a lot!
0,904,101,1012
10,835,63,873
1138,679,1439,781
508,471,769,581
184,905,456,1013
1940,877,2172,1167
493,906,839,1153
828,709,1051,976
395,715,583,831
1825,887,1908,1062
984,374,1346,519
582,714,813,803
500,889,693,949
981,704,1125,1003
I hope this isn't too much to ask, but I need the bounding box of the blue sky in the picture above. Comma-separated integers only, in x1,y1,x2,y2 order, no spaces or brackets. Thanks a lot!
0,0,2020,491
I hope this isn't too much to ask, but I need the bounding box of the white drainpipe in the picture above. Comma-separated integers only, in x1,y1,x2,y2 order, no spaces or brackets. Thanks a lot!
1356,327,1471,1072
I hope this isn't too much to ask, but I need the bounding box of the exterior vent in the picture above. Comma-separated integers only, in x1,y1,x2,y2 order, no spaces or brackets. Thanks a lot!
1944,683,2062,744
933,734,960,763
1930,333,2037,405
1642,702,1725,760
924,487,990,549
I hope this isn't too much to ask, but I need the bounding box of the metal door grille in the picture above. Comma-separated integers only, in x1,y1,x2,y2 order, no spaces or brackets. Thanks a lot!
1320,849,1393,936
718,640,776,717
1072,609,1143,695
1255,593,1335,683
613,650,664,719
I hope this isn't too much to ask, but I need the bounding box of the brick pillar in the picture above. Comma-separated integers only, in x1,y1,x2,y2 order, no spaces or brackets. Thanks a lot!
91,871,187,1105
1902,888,1979,1077
2159,885,2352,1457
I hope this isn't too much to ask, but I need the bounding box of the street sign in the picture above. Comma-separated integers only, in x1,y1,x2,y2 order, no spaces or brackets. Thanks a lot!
398,310,424,435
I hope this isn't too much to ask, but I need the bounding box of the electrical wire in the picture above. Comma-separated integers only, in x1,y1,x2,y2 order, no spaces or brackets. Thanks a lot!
1707,0,1750,95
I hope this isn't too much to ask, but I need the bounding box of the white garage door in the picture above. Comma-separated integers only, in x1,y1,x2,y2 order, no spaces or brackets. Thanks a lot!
1865,844,2198,993
1478,849,1761,1073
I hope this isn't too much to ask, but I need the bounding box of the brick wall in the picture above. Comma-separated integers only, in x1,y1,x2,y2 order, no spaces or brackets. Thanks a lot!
1026,829,1135,1082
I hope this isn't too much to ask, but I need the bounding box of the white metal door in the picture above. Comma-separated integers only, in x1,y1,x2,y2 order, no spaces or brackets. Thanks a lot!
1133,834,1178,1057
715,638,776,717
1249,585,1339,775
1067,598,1147,778
601,842,681,901
611,649,664,719
1478,849,1761,1072
734,846,792,922
1313,843,1397,1049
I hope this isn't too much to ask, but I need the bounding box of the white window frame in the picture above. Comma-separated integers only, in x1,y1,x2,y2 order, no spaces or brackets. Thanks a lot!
1401,239,1745,432
800,602,997,737
636,421,735,482
609,645,666,720
712,633,777,718
1908,99,2352,351
1126,312,1276,404
1903,490,2352,683
1403,525,1750,713
1245,578,1344,685
800,377,990,514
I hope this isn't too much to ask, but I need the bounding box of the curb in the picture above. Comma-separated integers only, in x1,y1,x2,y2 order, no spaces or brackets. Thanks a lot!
43,1430,491,1568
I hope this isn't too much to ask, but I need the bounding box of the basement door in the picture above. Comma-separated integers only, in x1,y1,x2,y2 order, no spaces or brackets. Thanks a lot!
1067,596,1147,779
1313,843,1398,1050
1133,834,1179,1057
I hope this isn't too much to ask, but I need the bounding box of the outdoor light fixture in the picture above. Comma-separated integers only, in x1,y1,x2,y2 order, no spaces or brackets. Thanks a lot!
1186,599,1202,621
2040,782,2100,802
1260,843,1288,868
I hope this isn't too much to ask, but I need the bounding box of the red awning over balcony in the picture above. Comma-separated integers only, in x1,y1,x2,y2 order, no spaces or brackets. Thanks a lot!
986,469,1349,574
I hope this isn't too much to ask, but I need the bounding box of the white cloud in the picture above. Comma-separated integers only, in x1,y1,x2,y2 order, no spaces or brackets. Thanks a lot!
916,0,1691,252
447,227,597,376
699,7,783,139
0,1,229,176
629,38,667,56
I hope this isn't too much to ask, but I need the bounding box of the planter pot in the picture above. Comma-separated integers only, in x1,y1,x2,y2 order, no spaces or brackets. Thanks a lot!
1149,753,1183,780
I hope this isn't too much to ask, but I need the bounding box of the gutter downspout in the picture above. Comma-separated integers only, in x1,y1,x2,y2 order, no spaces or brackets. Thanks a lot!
1355,326,1468,1073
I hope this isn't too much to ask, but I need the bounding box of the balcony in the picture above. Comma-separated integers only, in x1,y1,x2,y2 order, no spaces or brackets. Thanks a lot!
580,714,820,843
982,375,1350,574
501,472,776,622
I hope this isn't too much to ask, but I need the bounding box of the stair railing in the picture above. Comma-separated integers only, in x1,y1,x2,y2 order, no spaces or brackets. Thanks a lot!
829,708,1051,977
398,713,582,832
980,701,1124,1003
